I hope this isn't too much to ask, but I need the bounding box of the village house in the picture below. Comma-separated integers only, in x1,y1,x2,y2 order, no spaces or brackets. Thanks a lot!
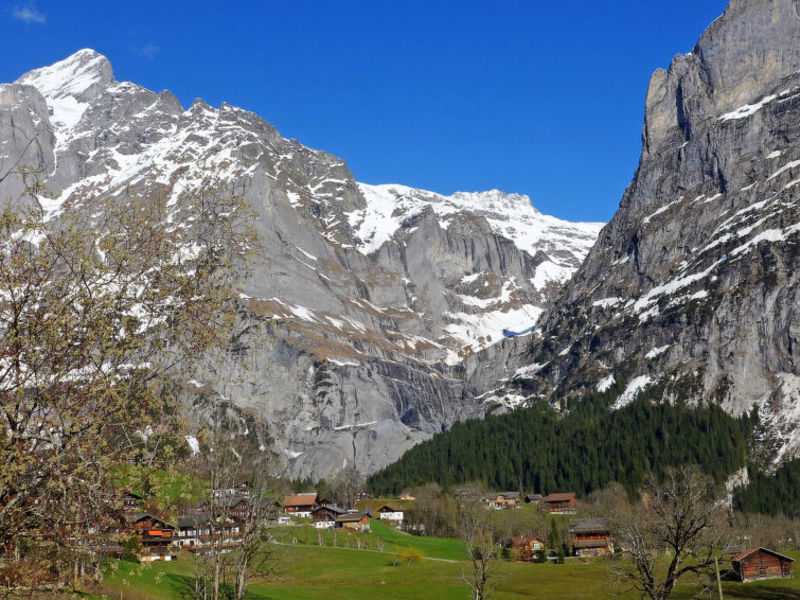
568,518,614,556
731,547,794,582
120,491,143,510
542,492,576,514
510,536,545,561
377,505,404,523
127,514,177,562
282,492,319,517
312,505,348,529
176,514,211,548
525,493,544,505
485,492,521,510
336,511,371,532
397,491,416,501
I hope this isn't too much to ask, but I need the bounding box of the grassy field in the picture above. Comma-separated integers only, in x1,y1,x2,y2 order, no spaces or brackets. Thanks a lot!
100,526,800,600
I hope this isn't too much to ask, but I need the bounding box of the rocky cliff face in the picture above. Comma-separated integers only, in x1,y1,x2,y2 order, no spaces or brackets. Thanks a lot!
499,0,800,464
0,49,602,478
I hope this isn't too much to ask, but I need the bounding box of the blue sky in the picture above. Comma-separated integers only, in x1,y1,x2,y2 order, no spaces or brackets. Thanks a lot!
0,1,728,222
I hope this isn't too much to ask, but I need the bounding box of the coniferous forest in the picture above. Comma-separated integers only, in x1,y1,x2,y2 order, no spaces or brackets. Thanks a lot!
367,389,756,499
734,458,800,518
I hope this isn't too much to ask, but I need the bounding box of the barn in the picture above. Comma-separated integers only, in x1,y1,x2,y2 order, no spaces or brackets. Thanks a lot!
730,547,794,582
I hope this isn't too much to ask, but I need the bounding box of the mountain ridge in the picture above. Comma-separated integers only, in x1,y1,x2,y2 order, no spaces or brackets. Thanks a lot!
0,47,602,479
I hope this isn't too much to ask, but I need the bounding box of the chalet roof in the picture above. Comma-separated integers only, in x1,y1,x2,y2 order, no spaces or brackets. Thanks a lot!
569,518,611,535
544,492,576,502
177,513,212,528
732,547,796,563
130,513,176,529
313,505,348,514
283,493,318,507
378,505,403,513
496,492,520,499
219,495,249,508
336,511,368,523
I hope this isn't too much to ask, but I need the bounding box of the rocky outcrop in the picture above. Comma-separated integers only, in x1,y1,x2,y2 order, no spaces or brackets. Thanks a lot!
0,49,602,479
502,0,800,463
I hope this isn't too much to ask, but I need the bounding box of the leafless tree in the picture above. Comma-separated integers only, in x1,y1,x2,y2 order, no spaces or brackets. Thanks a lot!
328,467,363,509
191,410,281,600
611,465,730,600
456,497,502,600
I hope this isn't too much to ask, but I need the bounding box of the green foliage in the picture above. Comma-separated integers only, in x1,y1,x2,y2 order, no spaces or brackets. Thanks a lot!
735,458,800,517
119,535,142,563
367,391,754,499
393,546,425,566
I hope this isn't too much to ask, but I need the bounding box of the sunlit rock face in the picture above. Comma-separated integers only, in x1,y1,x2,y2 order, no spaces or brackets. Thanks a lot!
0,49,602,478
501,0,800,465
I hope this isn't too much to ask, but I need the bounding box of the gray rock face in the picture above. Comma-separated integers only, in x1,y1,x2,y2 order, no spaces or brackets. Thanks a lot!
0,49,602,479
501,0,800,464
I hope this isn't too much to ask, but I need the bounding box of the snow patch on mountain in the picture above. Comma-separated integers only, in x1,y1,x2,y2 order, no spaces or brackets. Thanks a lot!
352,183,603,290
16,49,111,146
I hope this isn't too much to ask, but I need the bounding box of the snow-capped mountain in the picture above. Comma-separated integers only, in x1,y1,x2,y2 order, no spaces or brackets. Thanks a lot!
494,0,800,464
0,49,602,478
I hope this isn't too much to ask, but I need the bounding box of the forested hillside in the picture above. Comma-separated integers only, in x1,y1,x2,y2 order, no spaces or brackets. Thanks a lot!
367,387,755,497
735,459,800,518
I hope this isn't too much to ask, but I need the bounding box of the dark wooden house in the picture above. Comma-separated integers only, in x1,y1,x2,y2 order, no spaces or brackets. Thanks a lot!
127,513,177,562
312,505,347,529
120,490,143,509
335,511,371,532
569,518,614,556
543,492,576,514
731,547,794,582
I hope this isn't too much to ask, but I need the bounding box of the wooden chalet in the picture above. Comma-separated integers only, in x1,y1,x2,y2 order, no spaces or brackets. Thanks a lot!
175,513,242,550
335,511,371,532
312,505,348,529
219,495,251,519
377,505,404,522
282,492,319,517
510,536,545,561
543,492,576,514
120,490,143,509
486,492,521,510
731,547,794,582
397,491,416,501
569,518,614,556
127,514,177,562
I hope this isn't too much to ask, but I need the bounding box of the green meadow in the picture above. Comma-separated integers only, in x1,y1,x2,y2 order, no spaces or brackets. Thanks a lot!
100,523,800,600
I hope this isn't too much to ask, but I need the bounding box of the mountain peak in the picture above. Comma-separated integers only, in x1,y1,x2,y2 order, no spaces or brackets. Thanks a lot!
15,48,114,137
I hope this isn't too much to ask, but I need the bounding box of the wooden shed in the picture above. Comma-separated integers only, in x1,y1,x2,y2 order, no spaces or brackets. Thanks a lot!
731,547,794,582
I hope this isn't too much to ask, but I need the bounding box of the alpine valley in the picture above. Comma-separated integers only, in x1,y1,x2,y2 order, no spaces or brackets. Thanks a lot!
4,0,800,485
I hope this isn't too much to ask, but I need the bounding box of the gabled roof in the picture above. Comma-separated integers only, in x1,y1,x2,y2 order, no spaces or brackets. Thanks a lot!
544,492,576,502
732,547,795,563
378,505,403,513
130,513,176,529
336,511,368,523
313,504,348,514
219,495,249,508
177,513,211,528
283,493,318,507
569,518,611,535
496,492,520,499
